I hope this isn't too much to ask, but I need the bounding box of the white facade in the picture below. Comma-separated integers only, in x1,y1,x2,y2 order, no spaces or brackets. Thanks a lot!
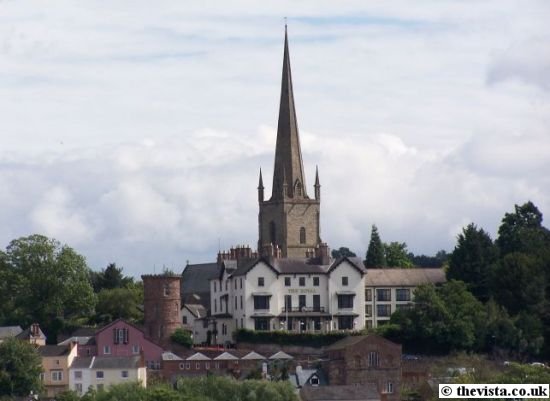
199,257,366,344
364,268,446,328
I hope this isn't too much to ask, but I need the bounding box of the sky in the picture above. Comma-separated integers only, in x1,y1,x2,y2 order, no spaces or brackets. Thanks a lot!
1,1,550,277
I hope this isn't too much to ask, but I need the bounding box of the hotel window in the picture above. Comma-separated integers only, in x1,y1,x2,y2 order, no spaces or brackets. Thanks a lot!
51,371,63,381
365,305,372,317
337,294,354,309
368,351,379,367
235,280,237,289
284,295,292,311
121,370,129,378
235,296,237,309
299,277,305,287
258,277,265,287
214,282,217,292
240,295,243,309
338,316,354,330
240,278,243,289
284,277,291,286
396,288,411,302
313,276,319,286
254,318,269,331
365,288,372,302
299,295,306,309
253,296,270,310
376,289,391,301
377,304,391,317
342,276,348,286
214,299,217,312
313,294,320,310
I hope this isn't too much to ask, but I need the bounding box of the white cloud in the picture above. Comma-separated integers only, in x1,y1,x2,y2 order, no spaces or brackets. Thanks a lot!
1,1,549,275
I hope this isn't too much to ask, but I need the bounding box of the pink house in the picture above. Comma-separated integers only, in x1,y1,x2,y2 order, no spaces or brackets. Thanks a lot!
72,319,165,371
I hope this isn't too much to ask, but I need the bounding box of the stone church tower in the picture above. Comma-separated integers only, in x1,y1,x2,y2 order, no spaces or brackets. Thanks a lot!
258,27,322,258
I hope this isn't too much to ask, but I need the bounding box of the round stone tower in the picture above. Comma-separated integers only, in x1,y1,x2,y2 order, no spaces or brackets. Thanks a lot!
141,274,182,346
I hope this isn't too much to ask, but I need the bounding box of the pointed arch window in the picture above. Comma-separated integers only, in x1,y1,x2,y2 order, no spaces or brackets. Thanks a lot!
270,221,276,244
294,180,302,197
300,227,306,244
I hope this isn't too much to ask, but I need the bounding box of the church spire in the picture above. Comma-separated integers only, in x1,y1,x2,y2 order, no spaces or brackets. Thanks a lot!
271,25,308,200
258,168,264,202
314,165,321,201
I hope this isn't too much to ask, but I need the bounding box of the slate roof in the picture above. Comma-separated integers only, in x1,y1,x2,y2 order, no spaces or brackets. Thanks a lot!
181,262,220,308
289,368,326,389
325,334,400,352
38,345,70,357
269,350,293,360
16,327,46,341
365,268,446,287
186,352,211,361
92,355,142,369
231,256,366,277
214,352,239,360
300,384,380,401
0,326,23,339
162,352,183,361
71,357,94,369
241,351,266,360
183,303,207,318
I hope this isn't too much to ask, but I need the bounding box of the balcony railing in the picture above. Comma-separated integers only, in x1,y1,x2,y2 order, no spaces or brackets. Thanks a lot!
281,306,326,313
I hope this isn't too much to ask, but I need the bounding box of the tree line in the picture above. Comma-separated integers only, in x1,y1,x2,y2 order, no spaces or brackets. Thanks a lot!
378,201,550,360
0,234,143,344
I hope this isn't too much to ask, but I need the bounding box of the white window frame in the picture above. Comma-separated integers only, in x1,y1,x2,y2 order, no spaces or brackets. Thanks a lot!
103,345,111,355
51,370,63,381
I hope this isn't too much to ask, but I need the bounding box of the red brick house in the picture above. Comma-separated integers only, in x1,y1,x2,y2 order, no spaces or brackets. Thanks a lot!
322,335,401,401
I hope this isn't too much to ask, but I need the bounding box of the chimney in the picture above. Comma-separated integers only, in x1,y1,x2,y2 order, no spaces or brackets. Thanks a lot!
316,243,330,265
31,323,39,337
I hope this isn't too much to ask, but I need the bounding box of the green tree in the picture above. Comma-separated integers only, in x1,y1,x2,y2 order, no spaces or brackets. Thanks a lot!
3,234,96,341
94,286,143,324
331,247,356,259
447,223,498,301
497,201,550,257
91,263,134,293
171,328,193,348
384,242,413,267
490,253,545,315
365,225,386,267
0,337,43,397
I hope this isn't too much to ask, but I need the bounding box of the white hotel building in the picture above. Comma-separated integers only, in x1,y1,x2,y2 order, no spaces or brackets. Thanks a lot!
193,256,366,345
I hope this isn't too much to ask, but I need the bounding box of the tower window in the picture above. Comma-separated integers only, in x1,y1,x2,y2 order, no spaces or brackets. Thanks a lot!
163,283,170,296
270,221,276,244
300,227,306,244
295,180,302,196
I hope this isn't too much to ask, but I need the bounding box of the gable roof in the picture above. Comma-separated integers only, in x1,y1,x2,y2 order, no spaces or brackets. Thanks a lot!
38,345,70,357
182,262,220,293
214,352,239,360
16,326,46,341
269,350,293,360
71,357,94,369
183,303,207,318
241,351,266,360
95,318,145,337
186,352,211,361
0,326,23,339
92,355,142,369
162,351,184,361
231,258,279,277
324,334,400,352
365,268,446,287
327,257,367,276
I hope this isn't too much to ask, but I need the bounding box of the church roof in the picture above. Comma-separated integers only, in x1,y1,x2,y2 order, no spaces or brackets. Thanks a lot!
271,25,308,200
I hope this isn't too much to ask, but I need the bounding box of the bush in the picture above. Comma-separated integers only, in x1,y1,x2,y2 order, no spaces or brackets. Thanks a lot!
171,328,193,348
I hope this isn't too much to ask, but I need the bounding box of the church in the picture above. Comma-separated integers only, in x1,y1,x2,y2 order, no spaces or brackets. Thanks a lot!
181,27,367,345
